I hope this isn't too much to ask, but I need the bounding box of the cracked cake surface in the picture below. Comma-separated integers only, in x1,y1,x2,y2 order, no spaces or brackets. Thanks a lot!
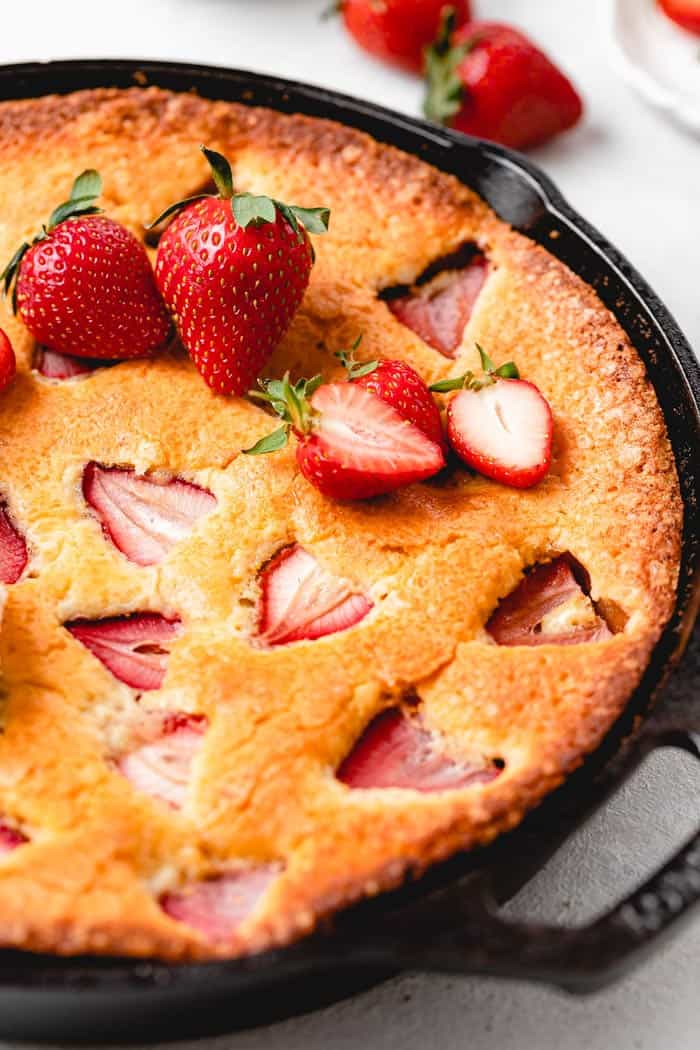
0,86,683,960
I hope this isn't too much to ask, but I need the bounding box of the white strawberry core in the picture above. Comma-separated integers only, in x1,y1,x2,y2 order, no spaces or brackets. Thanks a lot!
312,383,443,473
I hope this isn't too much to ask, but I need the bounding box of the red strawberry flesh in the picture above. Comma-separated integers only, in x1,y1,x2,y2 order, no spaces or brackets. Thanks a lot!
161,865,280,943
448,378,553,488
0,823,28,854
299,382,445,500
66,613,182,690
118,713,207,808
486,555,612,646
35,347,109,379
258,544,372,646
0,502,28,585
388,255,488,358
0,329,16,393
83,462,217,567
354,359,447,452
338,708,501,792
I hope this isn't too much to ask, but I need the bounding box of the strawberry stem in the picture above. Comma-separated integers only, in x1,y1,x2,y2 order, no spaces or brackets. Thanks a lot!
245,372,324,454
147,146,330,247
423,8,482,124
430,343,520,392
335,335,379,379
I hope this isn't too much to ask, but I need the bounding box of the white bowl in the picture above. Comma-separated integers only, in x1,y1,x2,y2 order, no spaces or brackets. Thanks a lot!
604,0,700,135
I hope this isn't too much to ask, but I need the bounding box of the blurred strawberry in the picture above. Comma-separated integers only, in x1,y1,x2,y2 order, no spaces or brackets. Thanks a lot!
1,171,171,359
424,14,583,149
331,0,472,73
658,0,700,33
0,329,16,393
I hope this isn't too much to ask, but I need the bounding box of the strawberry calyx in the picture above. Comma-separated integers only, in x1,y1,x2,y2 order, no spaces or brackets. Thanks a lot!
424,9,482,124
335,334,379,379
244,372,324,454
1,169,103,313
147,146,331,246
430,343,519,393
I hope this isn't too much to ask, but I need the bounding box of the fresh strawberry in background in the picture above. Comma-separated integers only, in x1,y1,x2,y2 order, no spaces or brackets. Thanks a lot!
336,337,447,452
658,0,700,33
424,13,583,149
0,330,16,393
431,345,553,488
245,371,445,500
1,171,171,359
150,147,330,397
330,0,472,73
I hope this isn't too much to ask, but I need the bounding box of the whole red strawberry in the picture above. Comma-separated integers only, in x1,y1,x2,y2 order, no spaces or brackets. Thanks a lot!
424,15,583,149
335,0,471,73
0,329,16,393
1,171,171,359
151,147,330,397
337,339,447,452
245,372,445,501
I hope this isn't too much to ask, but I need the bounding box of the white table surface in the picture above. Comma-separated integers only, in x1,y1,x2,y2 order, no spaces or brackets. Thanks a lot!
2,1,699,1047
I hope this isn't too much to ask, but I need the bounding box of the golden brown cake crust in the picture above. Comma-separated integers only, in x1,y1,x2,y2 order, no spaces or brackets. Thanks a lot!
0,87,682,960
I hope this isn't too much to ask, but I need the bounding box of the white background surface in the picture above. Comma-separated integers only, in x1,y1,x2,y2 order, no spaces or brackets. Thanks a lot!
2,1,699,1047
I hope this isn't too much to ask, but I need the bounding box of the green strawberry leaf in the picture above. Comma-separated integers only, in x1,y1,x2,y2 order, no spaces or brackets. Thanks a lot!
233,193,278,229
494,361,520,379
476,344,496,375
423,9,481,124
289,206,331,235
70,169,102,202
243,424,290,455
46,198,102,232
201,146,235,199
430,373,472,393
145,194,212,231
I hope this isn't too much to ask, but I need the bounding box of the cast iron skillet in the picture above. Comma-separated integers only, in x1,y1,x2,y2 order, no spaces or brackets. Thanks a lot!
0,60,697,1044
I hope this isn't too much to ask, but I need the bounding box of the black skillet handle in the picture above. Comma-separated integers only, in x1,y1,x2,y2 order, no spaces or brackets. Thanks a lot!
348,729,700,993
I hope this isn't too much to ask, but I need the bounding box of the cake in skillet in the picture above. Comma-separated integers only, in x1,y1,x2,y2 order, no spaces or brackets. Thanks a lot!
0,86,682,960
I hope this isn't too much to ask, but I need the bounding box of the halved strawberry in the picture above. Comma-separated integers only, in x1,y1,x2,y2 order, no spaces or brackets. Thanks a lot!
160,865,280,943
338,708,501,792
337,342,447,452
117,713,207,808
487,555,612,646
0,822,28,854
387,253,488,358
258,543,372,646
83,462,217,567
432,345,553,488
0,501,28,585
246,373,445,500
66,613,182,690
35,347,108,380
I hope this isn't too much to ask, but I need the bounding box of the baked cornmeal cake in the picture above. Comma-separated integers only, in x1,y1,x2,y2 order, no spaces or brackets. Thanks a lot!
0,86,682,960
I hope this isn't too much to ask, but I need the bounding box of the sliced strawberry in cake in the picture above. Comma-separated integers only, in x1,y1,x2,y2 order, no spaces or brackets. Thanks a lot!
161,865,280,943
0,501,28,585
486,555,612,646
34,348,109,379
117,713,207,808
66,613,182,690
338,708,501,792
0,822,28,854
257,544,373,646
83,462,217,567
387,254,488,358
